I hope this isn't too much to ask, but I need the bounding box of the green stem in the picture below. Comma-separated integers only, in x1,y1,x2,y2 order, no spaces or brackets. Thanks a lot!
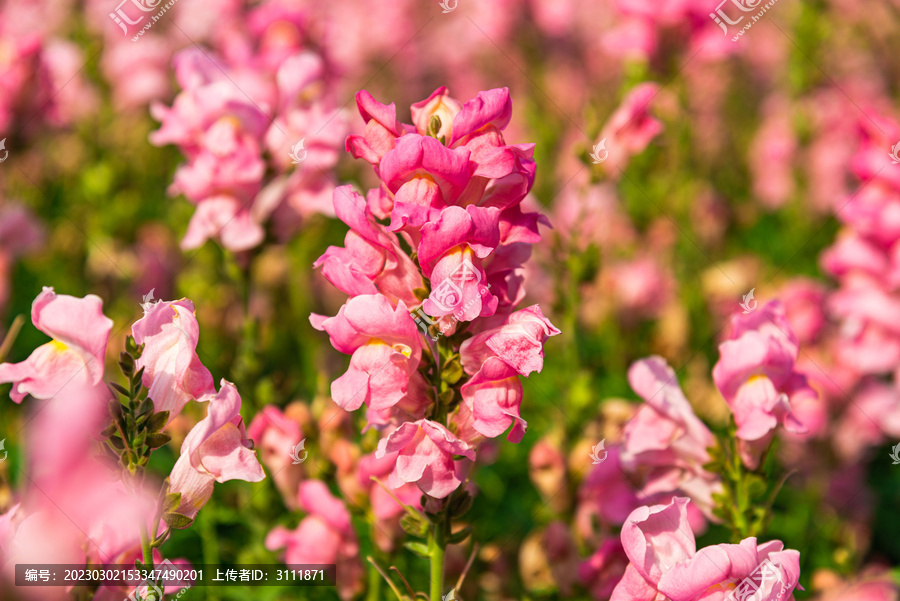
139,520,154,571
365,561,383,601
429,517,447,601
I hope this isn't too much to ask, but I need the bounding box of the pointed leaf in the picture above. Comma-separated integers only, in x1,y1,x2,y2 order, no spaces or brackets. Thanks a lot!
146,433,171,449
163,512,193,529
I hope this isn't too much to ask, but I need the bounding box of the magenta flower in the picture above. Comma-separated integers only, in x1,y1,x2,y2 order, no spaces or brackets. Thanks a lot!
0,287,113,402
314,186,424,307
375,419,476,499
168,381,265,522
460,357,526,442
132,298,216,423
713,301,812,468
311,294,422,412
266,480,363,600
611,498,802,601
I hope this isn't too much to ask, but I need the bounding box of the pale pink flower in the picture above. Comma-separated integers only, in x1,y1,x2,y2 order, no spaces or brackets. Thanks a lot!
597,83,663,173
0,287,112,403
713,301,812,468
168,381,265,522
375,419,476,499
132,298,215,423
611,498,802,601
247,405,304,509
622,357,721,519
310,294,422,412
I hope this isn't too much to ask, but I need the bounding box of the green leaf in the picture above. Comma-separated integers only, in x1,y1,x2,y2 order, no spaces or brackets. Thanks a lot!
100,422,117,438
447,525,473,545
403,541,430,558
162,512,193,529
108,436,125,450
163,492,182,513
146,411,169,433
146,433,171,448
440,360,464,385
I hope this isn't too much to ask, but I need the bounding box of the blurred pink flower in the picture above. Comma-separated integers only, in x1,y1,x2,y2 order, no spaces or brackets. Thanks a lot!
266,480,363,600
580,538,630,601
247,405,304,508
713,301,812,468
0,287,112,403
132,298,216,423
623,357,721,519
597,83,663,173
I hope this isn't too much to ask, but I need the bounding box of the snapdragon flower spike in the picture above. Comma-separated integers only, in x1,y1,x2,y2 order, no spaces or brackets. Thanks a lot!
0,287,113,402
167,380,264,525
375,419,476,499
713,301,812,468
132,298,216,424
310,294,422,412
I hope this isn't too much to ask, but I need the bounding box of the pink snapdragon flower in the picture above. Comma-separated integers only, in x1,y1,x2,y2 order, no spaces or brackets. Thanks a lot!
375,419,476,499
168,381,265,522
132,298,216,423
247,405,305,508
596,83,663,173
266,480,363,600
622,357,721,519
0,287,112,402
311,294,423,412
611,498,802,601
314,186,424,307
713,301,812,468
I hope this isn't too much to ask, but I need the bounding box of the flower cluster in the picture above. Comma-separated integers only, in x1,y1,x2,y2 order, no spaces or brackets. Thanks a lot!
312,86,559,499
150,25,346,252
